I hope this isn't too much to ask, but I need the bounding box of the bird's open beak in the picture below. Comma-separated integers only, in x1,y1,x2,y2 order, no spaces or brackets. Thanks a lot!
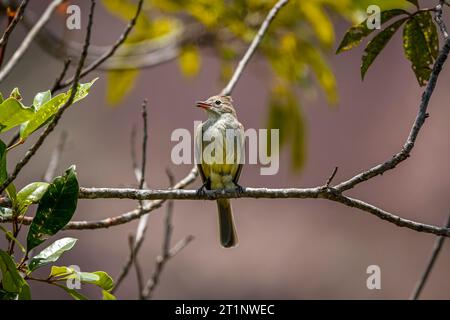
196,101,211,110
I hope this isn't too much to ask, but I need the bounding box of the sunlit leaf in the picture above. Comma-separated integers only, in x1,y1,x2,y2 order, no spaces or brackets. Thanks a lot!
0,250,29,299
102,290,116,300
54,283,88,300
361,17,408,79
16,182,50,216
26,166,79,251
20,79,97,140
82,271,114,291
28,237,77,272
0,98,34,133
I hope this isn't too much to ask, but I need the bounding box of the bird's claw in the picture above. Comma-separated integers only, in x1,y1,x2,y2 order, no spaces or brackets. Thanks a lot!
235,183,245,195
196,183,208,196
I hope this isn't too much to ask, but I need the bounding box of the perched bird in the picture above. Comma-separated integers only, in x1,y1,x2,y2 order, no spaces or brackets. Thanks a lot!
195,95,245,248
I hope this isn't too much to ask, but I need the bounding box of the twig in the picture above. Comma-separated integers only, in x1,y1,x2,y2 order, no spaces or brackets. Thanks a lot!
0,0,64,83
334,36,450,192
128,234,144,299
51,59,71,94
0,0,30,47
141,184,194,300
435,1,449,39
325,167,338,187
0,0,96,195
112,101,150,293
410,213,450,300
0,0,30,67
54,0,144,91
43,131,67,182
221,0,289,95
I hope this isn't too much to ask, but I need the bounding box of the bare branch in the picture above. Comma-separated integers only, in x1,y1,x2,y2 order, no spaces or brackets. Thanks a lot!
51,59,72,94
0,0,96,194
410,213,450,300
112,100,150,294
0,0,63,83
0,0,30,47
55,0,144,91
435,1,449,39
221,0,289,95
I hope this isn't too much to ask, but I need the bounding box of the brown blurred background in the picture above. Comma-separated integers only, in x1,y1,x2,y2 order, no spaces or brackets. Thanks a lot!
2,0,450,299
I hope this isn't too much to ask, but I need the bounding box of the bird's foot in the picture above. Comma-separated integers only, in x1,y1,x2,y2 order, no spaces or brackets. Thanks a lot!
196,182,209,196
235,183,245,195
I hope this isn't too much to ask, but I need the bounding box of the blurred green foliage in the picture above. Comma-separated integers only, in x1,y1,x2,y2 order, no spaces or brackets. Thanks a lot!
102,0,411,170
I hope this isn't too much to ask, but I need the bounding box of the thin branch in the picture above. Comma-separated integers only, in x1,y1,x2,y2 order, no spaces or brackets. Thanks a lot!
0,0,63,83
410,213,450,300
325,167,339,187
43,131,67,182
51,59,71,94
0,0,96,194
54,0,144,91
0,0,30,47
0,0,30,67
128,234,145,299
221,0,289,95
112,101,150,294
334,36,450,192
435,0,449,39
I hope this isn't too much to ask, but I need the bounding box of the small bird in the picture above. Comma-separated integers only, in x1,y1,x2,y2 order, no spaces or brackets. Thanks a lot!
195,95,245,248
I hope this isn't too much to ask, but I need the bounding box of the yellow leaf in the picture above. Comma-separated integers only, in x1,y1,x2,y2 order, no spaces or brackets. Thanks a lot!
178,45,201,77
106,69,140,106
300,2,334,47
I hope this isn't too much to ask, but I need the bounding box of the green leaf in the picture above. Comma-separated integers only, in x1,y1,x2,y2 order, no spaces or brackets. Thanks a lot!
102,290,116,300
83,271,114,291
20,79,97,140
336,9,409,54
33,91,52,110
0,98,34,133
106,69,139,106
54,283,88,300
6,184,17,209
26,166,79,251
0,139,6,185
28,237,77,272
49,265,75,279
16,182,49,216
403,12,439,86
17,282,31,300
178,45,201,77
0,250,28,296
361,17,408,79
0,225,26,253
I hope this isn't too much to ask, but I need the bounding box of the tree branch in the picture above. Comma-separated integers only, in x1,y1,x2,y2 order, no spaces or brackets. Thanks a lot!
334,36,450,192
410,213,450,299
0,0,96,194
54,0,144,91
220,0,289,96
0,0,63,83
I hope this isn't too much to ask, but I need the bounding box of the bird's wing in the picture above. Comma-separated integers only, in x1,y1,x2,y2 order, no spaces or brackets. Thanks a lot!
195,122,208,183
233,123,245,183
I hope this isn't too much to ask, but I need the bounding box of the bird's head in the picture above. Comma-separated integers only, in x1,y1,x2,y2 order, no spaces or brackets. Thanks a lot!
196,95,237,118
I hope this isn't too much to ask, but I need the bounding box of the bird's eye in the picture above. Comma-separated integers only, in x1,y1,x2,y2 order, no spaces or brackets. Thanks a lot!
214,100,221,106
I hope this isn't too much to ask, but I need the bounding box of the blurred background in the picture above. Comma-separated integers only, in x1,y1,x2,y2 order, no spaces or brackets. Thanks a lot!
2,0,450,299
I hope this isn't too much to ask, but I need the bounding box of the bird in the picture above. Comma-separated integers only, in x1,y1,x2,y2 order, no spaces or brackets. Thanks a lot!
195,95,245,248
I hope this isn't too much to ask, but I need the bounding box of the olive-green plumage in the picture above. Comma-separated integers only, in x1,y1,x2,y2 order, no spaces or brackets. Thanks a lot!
195,95,244,248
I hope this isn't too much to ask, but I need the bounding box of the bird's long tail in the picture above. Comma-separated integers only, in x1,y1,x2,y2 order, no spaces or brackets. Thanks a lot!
216,199,238,248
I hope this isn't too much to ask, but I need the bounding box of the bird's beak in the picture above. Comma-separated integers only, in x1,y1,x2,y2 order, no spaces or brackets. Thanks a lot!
196,101,211,110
